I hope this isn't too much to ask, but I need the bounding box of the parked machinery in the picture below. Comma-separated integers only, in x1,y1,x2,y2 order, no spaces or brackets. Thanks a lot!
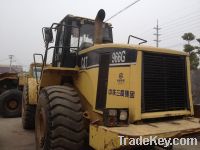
0,72,23,117
26,9,200,150
22,62,42,129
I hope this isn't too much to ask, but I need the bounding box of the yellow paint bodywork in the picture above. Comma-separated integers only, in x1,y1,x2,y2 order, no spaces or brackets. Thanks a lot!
40,66,78,88
36,43,197,149
186,56,194,116
27,77,38,104
18,73,26,87
129,51,142,122
74,68,99,108
90,117,200,150
77,46,193,122
24,63,43,104
141,110,191,119
106,66,130,108
79,43,187,56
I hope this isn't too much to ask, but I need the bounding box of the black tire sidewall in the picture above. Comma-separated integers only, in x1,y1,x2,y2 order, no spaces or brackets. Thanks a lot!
35,86,87,150
35,90,50,150
22,85,36,129
22,86,27,118
0,89,22,117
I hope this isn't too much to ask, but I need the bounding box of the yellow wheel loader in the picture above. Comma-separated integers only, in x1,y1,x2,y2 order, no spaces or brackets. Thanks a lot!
22,62,42,129
30,9,200,150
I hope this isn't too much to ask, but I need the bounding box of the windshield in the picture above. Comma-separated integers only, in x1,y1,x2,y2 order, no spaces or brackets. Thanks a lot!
79,24,94,46
60,20,113,51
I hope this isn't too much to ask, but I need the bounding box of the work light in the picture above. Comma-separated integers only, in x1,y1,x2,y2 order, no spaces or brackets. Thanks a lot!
103,108,129,127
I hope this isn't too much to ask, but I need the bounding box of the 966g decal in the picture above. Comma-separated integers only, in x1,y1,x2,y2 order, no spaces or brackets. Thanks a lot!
79,48,137,69
111,50,126,63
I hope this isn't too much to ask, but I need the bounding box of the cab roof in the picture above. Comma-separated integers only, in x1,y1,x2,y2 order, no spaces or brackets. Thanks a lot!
59,14,112,27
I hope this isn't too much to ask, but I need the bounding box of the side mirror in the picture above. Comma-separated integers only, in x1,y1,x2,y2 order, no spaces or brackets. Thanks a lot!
43,27,53,43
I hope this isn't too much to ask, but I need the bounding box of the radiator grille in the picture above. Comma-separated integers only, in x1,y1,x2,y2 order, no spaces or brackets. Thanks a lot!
142,52,189,112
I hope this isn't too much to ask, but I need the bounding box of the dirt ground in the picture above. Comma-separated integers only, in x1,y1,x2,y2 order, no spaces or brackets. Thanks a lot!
0,117,34,150
0,117,199,150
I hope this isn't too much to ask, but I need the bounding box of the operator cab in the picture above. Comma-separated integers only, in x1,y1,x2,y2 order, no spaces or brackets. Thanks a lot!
50,14,113,68
33,66,42,79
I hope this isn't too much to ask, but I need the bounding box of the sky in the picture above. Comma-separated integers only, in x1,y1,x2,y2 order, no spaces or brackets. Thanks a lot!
0,0,200,70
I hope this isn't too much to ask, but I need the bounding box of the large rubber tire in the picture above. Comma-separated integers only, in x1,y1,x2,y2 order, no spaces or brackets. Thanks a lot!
22,85,36,129
0,89,22,118
35,85,86,150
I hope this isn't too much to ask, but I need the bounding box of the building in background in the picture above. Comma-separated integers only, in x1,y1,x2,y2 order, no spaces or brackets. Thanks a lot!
0,65,23,74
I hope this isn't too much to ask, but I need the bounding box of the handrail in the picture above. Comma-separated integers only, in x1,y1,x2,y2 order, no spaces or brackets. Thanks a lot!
127,35,147,45
33,53,44,83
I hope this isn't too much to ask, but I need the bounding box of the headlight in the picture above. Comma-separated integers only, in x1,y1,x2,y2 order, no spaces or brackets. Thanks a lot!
103,108,129,127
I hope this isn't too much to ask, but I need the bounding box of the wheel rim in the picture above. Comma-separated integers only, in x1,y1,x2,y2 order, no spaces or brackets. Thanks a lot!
7,99,18,110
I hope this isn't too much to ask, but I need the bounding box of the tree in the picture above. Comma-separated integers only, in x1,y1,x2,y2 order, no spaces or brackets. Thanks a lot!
189,52,199,70
196,38,200,55
182,33,199,70
182,33,195,44
183,44,195,54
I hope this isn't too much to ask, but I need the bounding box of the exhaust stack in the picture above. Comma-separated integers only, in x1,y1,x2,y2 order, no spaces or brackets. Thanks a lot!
94,9,105,44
